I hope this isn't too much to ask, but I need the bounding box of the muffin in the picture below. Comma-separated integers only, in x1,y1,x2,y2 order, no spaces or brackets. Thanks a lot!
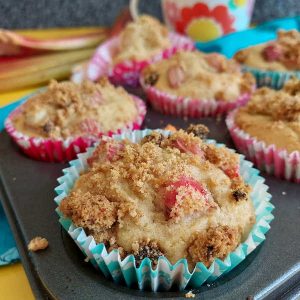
83,15,194,87
226,78,300,182
55,128,273,290
141,51,255,117
59,126,256,267
5,79,146,162
113,15,171,64
234,30,300,88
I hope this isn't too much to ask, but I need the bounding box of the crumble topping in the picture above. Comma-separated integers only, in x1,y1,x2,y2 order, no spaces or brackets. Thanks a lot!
12,78,138,139
142,51,254,102
28,237,49,252
235,78,300,153
113,15,171,64
241,79,300,122
59,128,255,268
187,225,241,267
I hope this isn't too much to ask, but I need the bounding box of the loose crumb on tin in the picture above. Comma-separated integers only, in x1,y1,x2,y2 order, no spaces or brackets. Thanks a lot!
282,191,286,195
185,290,195,298
28,237,48,252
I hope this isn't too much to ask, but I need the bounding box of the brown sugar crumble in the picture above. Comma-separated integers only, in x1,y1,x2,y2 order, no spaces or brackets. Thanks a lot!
141,131,165,146
188,226,241,267
234,78,300,153
186,124,209,139
28,237,49,252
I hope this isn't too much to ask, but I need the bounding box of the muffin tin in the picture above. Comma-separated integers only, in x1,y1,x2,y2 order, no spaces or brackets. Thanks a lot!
0,97,300,299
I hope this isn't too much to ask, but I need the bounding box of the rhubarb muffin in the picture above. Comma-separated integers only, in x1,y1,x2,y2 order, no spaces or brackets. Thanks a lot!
234,30,300,88
84,15,194,86
59,126,256,269
226,78,300,181
5,78,146,162
141,51,255,117
113,15,171,64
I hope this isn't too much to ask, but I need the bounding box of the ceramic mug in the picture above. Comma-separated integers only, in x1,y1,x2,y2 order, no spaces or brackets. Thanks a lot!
130,0,255,42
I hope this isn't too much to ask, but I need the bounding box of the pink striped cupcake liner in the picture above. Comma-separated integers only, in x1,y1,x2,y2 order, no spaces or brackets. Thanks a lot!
79,32,194,87
226,110,300,183
140,78,253,117
5,96,146,163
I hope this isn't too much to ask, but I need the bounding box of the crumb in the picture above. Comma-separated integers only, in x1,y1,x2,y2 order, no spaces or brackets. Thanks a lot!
188,226,241,267
28,237,48,252
185,291,195,298
84,257,90,262
164,124,177,132
282,191,286,195
12,177,16,181
216,115,222,123
141,132,164,146
186,124,209,139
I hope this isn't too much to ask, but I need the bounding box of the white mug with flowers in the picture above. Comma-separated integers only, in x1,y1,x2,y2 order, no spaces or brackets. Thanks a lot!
130,0,255,42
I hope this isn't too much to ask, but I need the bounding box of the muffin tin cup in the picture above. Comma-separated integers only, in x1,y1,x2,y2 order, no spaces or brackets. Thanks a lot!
4,96,146,163
226,110,300,183
140,79,253,117
54,129,274,291
242,65,300,89
78,32,195,87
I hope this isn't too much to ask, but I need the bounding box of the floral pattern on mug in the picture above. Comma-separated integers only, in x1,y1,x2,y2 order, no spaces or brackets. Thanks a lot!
229,0,248,9
175,3,235,42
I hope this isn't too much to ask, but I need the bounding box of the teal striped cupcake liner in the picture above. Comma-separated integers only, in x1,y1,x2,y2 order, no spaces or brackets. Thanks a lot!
54,129,274,291
242,65,300,89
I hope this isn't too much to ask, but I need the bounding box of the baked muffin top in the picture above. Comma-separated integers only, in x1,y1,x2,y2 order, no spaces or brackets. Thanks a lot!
11,79,139,139
235,78,300,153
234,30,300,71
142,51,255,102
59,126,255,269
113,15,171,64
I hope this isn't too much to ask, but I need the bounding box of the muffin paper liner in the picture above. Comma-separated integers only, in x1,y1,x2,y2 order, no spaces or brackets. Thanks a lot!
4,96,146,162
242,65,300,89
54,129,274,291
80,32,195,87
140,78,253,117
226,110,300,183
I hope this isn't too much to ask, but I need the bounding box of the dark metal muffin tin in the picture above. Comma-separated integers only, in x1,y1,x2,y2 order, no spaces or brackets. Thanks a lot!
0,96,300,299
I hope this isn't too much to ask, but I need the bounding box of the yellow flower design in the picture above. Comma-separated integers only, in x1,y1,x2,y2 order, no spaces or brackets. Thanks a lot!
186,18,222,42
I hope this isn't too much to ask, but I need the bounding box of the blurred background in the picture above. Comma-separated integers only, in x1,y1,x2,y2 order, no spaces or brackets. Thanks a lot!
0,0,300,28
